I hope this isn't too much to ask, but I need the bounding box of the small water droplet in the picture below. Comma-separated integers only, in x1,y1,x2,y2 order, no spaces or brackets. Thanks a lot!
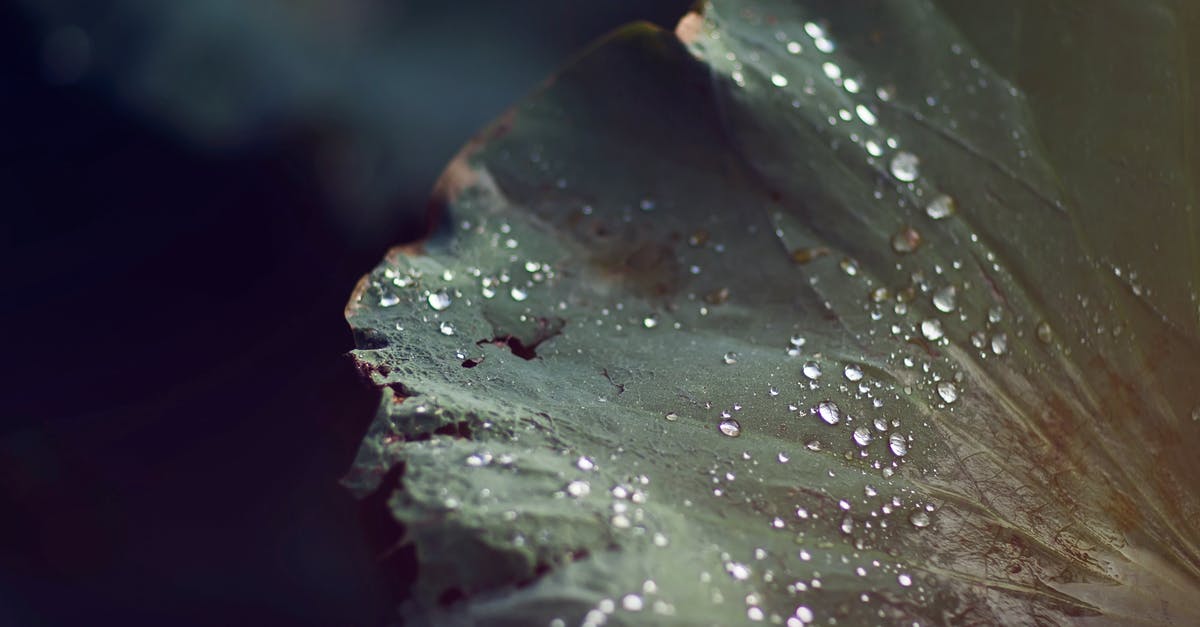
439,321,456,336
889,433,908,456
718,418,742,437
622,594,644,612
909,510,931,528
925,194,956,219
840,515,854,534
722,352,738,365
786,41,802,54
726,561,751,580
1036,320,1053,343
853,426,872,447
817,401,841,425
428,290,452,311
803,361,823,380
855,104,877,126
664,411,679,422
839,257,860,276
510,286,528,302
920,319,944,341
897,573,913,587
844,364,864,381
1191,406,1200,422
577,456,596,471
643,315,659,329
821,61,841,80
936,381,958,404
566,480,591,497
768,386,780,396
891,226,922,254
777,452,790,463
889,151,920,182
771,73,789,87
379,292,400,307
870,287,891,303
932,285,957,313
639,198,655,211
795,606,814,623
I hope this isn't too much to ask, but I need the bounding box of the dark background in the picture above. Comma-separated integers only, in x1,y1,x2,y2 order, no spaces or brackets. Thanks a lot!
0,2,689,624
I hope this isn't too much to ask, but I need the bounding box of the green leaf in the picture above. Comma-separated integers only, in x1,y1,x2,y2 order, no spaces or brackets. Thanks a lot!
344,1,1200,624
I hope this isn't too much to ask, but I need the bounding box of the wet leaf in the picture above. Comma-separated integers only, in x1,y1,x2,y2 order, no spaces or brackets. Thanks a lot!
344,1,1200,624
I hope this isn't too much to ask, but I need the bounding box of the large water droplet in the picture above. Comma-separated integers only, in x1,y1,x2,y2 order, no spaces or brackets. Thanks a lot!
889,151,920,182
510,286,528,302
439,321,456,336
891,226,922,254
909,510,931,528
428,290,452,311
817,401,841,425
920,319,945,341
852,426,872,447
718,418,742,437
936,381,959,404
843,364,864,382
925,194,956,219
888,433,908,456
1036,320,1053,343
932,285,957,313
803,361,823,380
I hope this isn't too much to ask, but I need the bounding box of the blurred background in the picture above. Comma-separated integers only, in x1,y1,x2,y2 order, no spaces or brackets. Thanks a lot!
0,1,690,623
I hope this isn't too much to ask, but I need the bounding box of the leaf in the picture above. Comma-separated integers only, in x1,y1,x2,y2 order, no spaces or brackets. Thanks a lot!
343,1,1200,624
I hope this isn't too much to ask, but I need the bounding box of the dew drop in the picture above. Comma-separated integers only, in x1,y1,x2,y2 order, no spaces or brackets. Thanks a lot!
920,319,944,341
726,561,751,580
817,401,841,425
853,426,872,447
439,321,455,336
786,41,802,54
909,510,931,528
723,352,739,365
936,381,959,404
1036,320,1053,343
855,104,877,126
889,151,920,182
664,412,679,422
888,433,908,457
803,361,823,380
990,332,1008,355
925,194,956,219
891,226,922,254
897,573,913,587
932,285,957,313
718,418,742,437
566,480,591,497
771,73,789,87
428,290,452,311
379,292,400,307
577,456,596,471
643,315,659,329
622,594,643,612
821,62,841,81
843,364,864,382
795,606,814,623
510,286,528,302
769,386,780,396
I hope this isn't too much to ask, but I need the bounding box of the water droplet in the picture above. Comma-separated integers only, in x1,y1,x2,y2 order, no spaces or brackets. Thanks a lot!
789,334,806,347
840,515,854,534
925,194,956,219
722,352,739,365
777,452,790,463
874,417,889,431
844,364,864,381
795,606,814,623
817,401,841,425
839,257,860,276
889,151,920,182
803,361,823,380
891,226,922,254
718,418,742,437
1036,320,1053,344
770,73,789,87
379,292,400,307
1192,406,1200,422
853,426,872,447
897,573,913,587
439,321,456,336
932,285,957,313
622,594,644,612
990,332,1008,355
726,561,751,580
428,291,452,311
920,319,945,341
821,62,842,81
870,287,891,303
786,41,802,54
936,381,959,404
566,480,591,497
664,412,679,422
643,315,659,329
639,198,655,211
909,510,931,528
768,386,780,396
577,456,596,471
510,286,528,302
889,433,908,456
855,104,877,126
